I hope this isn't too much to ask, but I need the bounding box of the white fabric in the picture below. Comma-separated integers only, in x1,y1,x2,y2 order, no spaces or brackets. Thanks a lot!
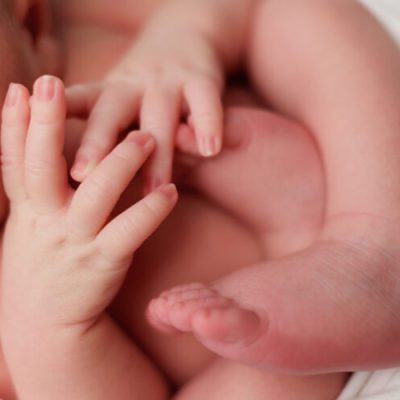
359,0,400,45
336,1,400,399
337,369,400,400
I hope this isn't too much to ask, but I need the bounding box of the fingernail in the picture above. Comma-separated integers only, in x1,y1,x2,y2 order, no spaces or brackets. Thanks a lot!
200,136,221,157
156,183,178,200
34,76,56,102
71,155,89,179
4,83,18,107
127,131,154,150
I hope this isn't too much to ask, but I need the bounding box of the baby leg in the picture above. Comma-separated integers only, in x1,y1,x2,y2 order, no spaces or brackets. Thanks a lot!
150,0,400,373
174,358,348,400
149,107,400,372
246,0,400,221
149,238,400,372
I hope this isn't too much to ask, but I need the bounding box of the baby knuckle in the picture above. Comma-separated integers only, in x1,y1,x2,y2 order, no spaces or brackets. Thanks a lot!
142,197,163,219
83,176,108,202
25,157,53,177
112,152,133,166
119,201,161,239
1,115,22,127
127,67,161,85
96,249,128,272
81,138,110,156
89,104,118,124
119,213,144,238
194,109,219,124
1,154,20,169
195,106,215,117
31,110,62,127
144,114,173,132
154,113,171,127
113,144,139,164
105,81,136,100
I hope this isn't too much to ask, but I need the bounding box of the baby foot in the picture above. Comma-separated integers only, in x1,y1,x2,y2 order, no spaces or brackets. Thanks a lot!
148,218,400,372
148,283,263,341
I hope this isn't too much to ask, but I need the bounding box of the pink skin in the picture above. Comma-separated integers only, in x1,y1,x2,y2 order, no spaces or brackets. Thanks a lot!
67,11,225,191
147,0,400,375
148,107,400,373
65,0,253,191
0,76,177,399
0,4,63,397
0,0,396,396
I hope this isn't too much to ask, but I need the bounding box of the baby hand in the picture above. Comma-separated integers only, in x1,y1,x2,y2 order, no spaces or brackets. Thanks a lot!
0,76,177,338
67,25,224,191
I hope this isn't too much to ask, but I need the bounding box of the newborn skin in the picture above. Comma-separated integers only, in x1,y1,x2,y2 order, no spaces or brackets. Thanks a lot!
150,107,400,373
1,0,400,398
147,0,400,375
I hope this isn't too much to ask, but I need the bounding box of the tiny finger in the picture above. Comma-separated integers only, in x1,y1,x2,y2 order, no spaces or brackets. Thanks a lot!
71,83,141,181
1,83,30,200
68,131,155,238
175,123,199,155
25,76,68,211
140,85,180,191
96,184,178,261
184,77,223,157
65,82,102,119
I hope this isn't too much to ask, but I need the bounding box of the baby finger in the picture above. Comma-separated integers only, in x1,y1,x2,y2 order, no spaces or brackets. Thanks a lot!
96,184,178,262
68,131,155,239
184,76,223,157
71,83,141,181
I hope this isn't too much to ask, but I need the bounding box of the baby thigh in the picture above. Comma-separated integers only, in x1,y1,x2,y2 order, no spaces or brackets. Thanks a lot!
175,359,348,400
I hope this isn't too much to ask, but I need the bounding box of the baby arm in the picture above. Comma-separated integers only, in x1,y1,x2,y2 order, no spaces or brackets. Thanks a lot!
0,77,177,399
67,0,255,189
